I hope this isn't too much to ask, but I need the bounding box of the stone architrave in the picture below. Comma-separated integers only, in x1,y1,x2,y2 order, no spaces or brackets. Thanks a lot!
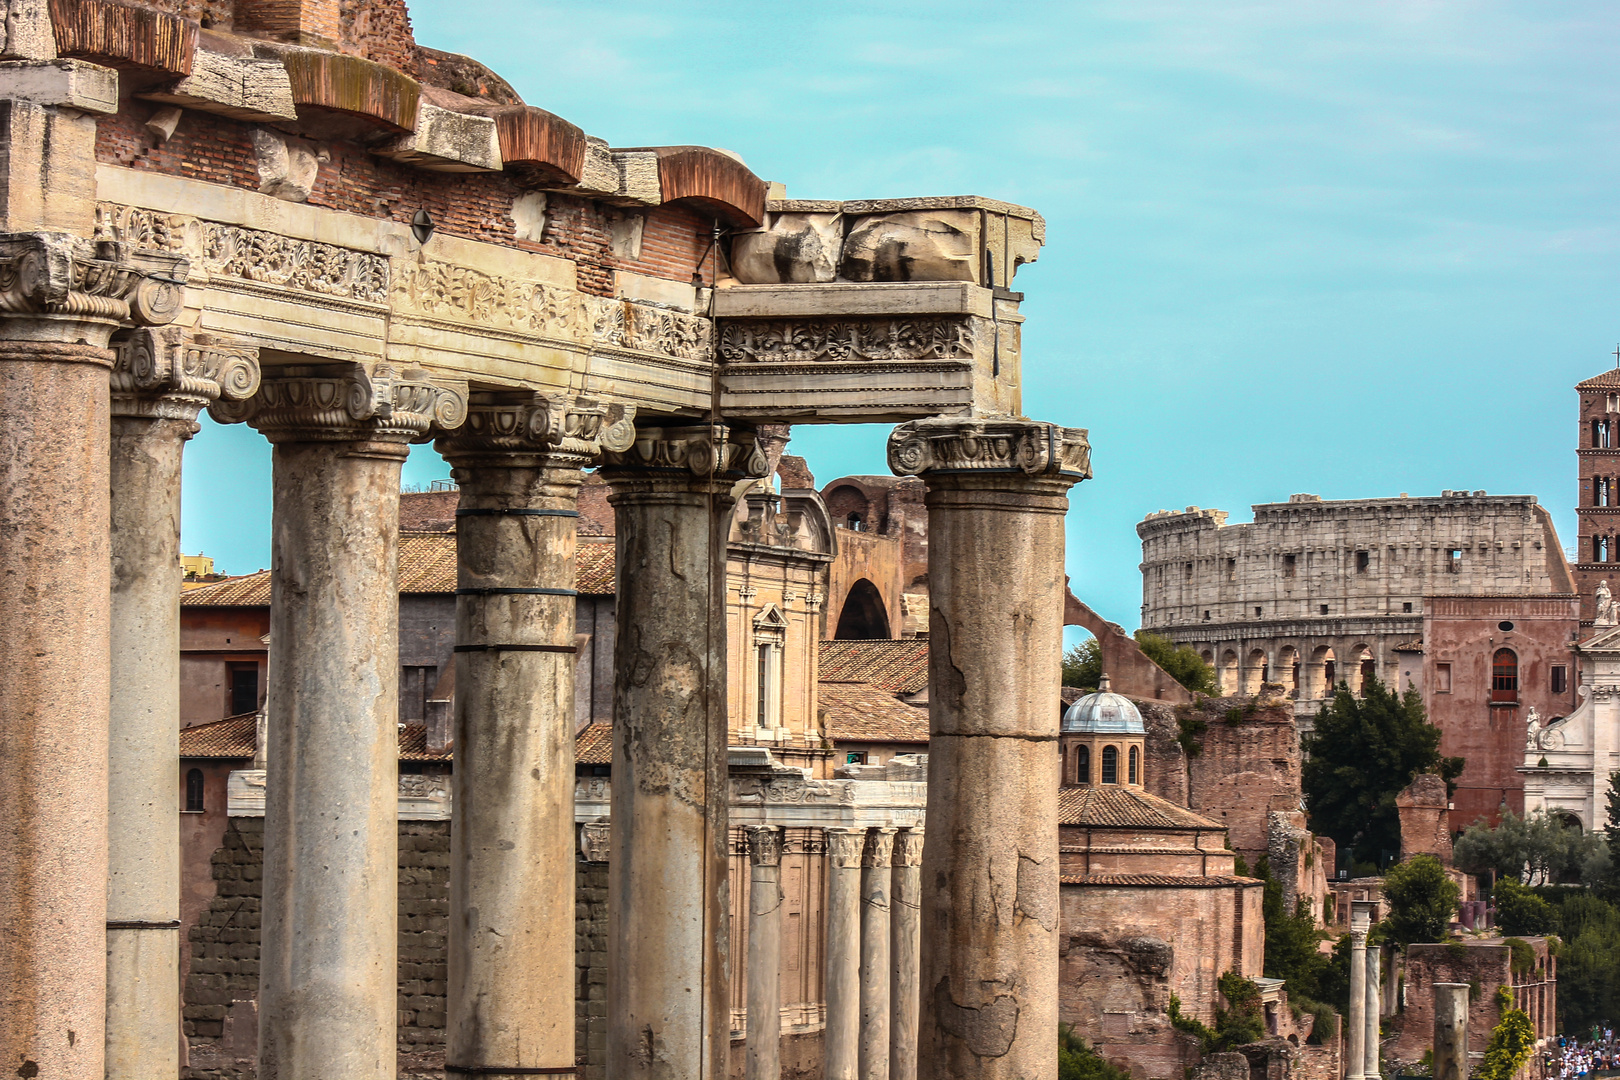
825,828,867,1080
1364,945,1382,1080
600,423,769,1080
860,828,897,1080
1432,984,1469,1080
887,415,1091,1080
889,829,924,1080
435,393,633,1078
106,328,259,1080
1346,901,1375,1080
745,826,785,1080
211,365,467,1080
0,230,186,1080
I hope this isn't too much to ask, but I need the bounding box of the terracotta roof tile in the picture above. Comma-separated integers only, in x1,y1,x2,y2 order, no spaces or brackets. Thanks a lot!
576,722,612,765
1577,371,1620,390
178,713,257,757
820,682,929,744
182,533,617,604
1060,874,1257,888
398,723,451,761
817,639,929,694
1058,785,1225,830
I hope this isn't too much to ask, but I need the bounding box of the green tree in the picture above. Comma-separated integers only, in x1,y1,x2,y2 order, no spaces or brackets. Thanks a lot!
1300,677,1463,868
1553,891,1620,1034
1134,632,1217,695
1214,972,1266,1050
1254,858,1338,1042
1063,637,1102,689
1605,771,1620,894
1491,879,1558,936
1381,854,1460,946
1453,810,1607,885
1058,1023,1132,1080
1474,988,1536,1080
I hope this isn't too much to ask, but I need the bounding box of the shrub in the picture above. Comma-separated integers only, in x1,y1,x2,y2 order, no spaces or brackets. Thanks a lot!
1492,879,1558,937
1382,855,1459,946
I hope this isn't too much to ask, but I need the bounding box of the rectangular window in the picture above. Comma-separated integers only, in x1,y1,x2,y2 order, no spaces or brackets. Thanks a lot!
1552,665,1568,695
845,751,867,765
1447,549,1462,573
1403,602,1413,613
1283,554,1297,578
1435,663,1452,693
1254,606,1263,617
1355,551,1370,573
1226,558,1236,581
399,665,436,723
1319,604,1329,615
228,664,259,717
757,645,770,728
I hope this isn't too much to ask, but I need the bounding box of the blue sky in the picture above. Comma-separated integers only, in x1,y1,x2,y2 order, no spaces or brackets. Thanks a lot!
182,1,1620,631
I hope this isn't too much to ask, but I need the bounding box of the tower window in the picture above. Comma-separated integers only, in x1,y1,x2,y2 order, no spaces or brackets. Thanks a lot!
1491,649,1518,703
185,768,205,813
1128,746,1139,786
1435,663,1452,693
1101,745,1118,785
1319,604,1329,616
1076,744,1090,786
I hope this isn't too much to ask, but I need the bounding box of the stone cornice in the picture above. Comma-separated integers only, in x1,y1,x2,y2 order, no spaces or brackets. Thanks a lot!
437,392,635,467
0,232,187,344
209,364,467,444
111,326,260,422
602,422,769,481
887,414,1091,480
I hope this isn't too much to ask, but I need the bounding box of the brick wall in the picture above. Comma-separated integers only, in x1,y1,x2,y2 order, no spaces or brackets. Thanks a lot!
1388,938,1556,1067
575,856,609,1080
1184,695,1301,867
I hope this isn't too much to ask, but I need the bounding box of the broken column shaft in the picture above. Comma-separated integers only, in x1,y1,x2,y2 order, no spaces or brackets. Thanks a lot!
1432,983,1469,1080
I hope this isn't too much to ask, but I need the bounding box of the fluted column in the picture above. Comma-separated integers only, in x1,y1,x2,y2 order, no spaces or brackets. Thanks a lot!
1347,901,1374,1080
889,829,924,1080
888,416,1090,1080
746,826,785,1080
1364,944,1382,1080
0,229,187,1080
825,828,867,1080
215,365,467,1080
860,828,896,1080
436,394,630,1079
1433,983,1469,1080
106,328,258,1080
601,423,767,1080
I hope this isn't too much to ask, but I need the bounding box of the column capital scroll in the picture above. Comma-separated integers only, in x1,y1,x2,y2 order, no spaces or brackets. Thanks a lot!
826,827,866,869
893,828,925,867
887,414,1091,481
862,827,897,868
210,363,467,446
437,392,635,468
111,326,260,423
746,826,783,868
602,422,769,482
0,232,188,345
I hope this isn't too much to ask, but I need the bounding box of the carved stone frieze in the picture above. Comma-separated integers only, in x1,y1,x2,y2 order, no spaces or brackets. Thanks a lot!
718,317,975,365
439,392,636,466
602,422,769,481
862,827,896,868
887,414,1091,479
893,828,924,867
112,326,261,422
0,232,189,335
96,203,389,305
586,295,711,363
579,820,611,864
210,363,467,443
747,826,784,867
826,828,866,869
391,257,577,335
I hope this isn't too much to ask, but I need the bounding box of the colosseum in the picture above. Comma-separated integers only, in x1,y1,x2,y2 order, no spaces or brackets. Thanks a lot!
1137,491,1574,726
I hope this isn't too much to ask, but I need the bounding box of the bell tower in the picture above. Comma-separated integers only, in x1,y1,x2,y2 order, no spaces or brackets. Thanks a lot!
1575,358,1620,623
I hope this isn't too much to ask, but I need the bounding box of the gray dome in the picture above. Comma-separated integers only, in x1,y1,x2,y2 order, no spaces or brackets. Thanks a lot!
1062,675,1145,735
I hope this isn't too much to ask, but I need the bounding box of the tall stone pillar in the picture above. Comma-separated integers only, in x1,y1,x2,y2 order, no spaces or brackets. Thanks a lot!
1432,983,1469,1080
106,329,259,1079
1346,901,1375,1080
601,423,767,1080
888,416,1091,1080
860,828,897,1080
0,226,186,1079
436,394,629,1079
746,826,785,1080
215,366,467,1080
1364,945,1382,1080
889,829,924,1080
825,828,867,1080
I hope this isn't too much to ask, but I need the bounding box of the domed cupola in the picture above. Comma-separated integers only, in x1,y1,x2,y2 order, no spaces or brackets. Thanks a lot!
1062,674,1145,735
1060,674,1147,789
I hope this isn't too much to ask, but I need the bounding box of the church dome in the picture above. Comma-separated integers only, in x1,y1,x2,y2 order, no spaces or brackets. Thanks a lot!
1062,674,1145,735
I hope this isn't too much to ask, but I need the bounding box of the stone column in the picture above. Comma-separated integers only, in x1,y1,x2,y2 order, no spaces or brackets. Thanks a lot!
1364,944,1382,1080
215,365,466,1080
1433,983,1469,1080
825,828,867,1080
746,826,785,1080
1347,901,1374,1080
860,828,897,1080
601,423,767,1080
889,829,924,1080
106,329,258,1079
436,394,629,1079
0,226,185,1079
888,416,1091,1080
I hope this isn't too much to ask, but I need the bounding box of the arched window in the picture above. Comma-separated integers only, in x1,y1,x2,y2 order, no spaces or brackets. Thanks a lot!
1076,745,1090,786
1128,746,1139,785
1492,649,1518,703
185,768,205,813
1101,745,1118,785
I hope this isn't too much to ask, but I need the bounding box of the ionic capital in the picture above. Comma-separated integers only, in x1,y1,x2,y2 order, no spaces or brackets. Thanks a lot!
602,422,770,482
747,826,784,868
111,326,260,423
1350,899,1376,939
893,828,925,867
0,232,188,345
826,827,866,869
862,827,897,868
437,392,636,468
210,363,468,445
887,414,1091,482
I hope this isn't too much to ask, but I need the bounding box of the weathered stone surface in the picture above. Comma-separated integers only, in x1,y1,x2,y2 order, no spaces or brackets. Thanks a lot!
376,101,501,173
0,98,101,232
859,828,895,1080
0,0,56,60
1347,902,1372,1080
889,829,923,1080
825,827,865,1080
0,57,117,113
732,212,842,285
141,49,298,123
249,127,324,203
745,827,785,1080
1432,984,1468,1080
841,211,978,283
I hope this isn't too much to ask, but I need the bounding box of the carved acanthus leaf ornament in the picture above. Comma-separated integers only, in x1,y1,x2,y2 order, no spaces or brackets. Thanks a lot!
112,326,261,422
440,393,637,466
603,423,770,480
718,317,975,365
210,364,467,443
887,415,1091,479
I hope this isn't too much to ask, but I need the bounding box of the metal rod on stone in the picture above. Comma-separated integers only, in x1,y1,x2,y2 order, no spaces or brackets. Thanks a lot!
1433,983,1470,1080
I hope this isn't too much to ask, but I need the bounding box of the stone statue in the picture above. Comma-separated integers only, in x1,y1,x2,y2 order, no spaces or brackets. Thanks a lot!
1526,707,1542,752
1597,579,1616,627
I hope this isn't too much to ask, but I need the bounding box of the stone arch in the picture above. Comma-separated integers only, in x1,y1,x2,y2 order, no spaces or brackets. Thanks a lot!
834,578,892,640
824,484,877,533
1241,648,1268,695
1349,644,1375,696
1277,645,1300,699
1219,649,1239,695
1552,810,1583,832
1309,645,1337,700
